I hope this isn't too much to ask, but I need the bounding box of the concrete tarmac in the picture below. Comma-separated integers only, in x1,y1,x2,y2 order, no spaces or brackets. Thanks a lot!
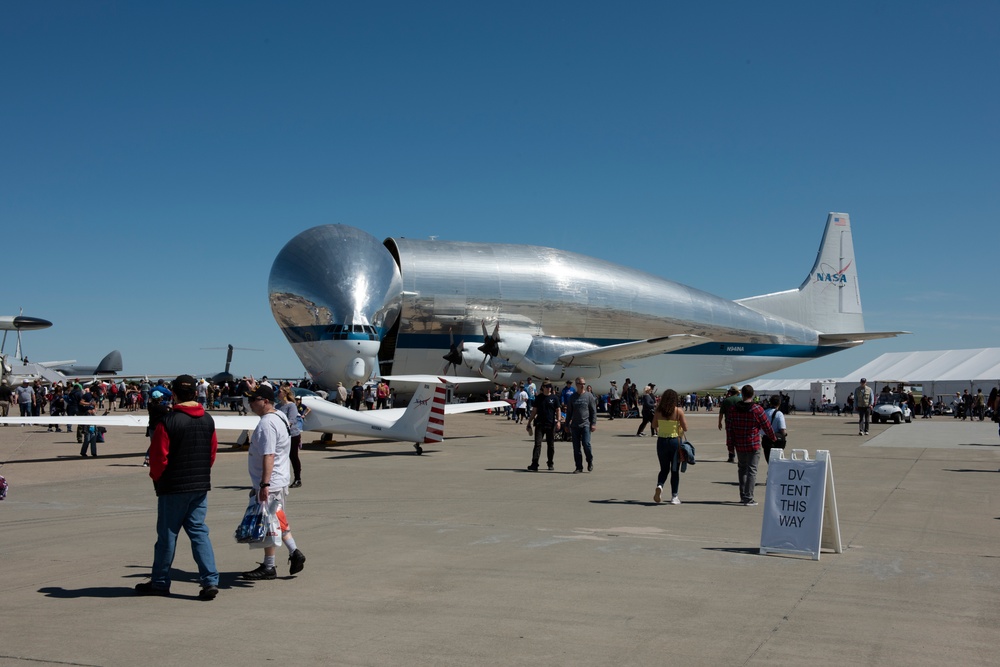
0,409,998,666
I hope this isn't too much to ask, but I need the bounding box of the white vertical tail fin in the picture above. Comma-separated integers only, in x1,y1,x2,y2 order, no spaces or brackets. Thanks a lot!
736,213,865,335
389,380,447,443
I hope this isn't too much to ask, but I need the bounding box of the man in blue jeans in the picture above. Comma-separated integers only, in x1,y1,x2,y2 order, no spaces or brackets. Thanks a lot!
136,375,220,600
568,377,597,473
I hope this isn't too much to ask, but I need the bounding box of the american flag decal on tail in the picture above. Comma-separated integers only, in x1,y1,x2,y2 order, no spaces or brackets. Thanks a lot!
423,383,447,443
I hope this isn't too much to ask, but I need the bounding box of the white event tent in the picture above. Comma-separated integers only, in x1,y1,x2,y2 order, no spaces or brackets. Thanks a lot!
752,348,1000,410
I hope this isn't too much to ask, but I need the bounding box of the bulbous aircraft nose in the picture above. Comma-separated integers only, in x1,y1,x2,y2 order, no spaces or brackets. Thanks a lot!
269,225,402,388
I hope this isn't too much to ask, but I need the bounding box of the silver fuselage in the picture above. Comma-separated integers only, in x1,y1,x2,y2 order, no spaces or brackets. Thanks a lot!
269,225,850,393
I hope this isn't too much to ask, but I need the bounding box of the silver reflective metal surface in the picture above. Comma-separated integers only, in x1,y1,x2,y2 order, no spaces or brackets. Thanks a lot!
269,225,401,337
269,225,402,385
385,238,818,345
269,220,868,391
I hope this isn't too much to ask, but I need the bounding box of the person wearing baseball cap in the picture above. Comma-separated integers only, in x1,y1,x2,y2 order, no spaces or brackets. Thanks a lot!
137,374,220,600
242,382,306,580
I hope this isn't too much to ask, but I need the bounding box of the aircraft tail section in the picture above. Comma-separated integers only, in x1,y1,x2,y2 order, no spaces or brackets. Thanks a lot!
736,212,865,335
96,350,123,374
390,379,447,443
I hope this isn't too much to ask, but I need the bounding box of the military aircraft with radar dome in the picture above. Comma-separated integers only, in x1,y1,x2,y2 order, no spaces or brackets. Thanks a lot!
0,311,124,386
267,212,907,394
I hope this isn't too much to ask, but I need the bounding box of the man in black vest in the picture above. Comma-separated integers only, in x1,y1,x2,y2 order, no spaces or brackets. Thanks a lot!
135,374,220,600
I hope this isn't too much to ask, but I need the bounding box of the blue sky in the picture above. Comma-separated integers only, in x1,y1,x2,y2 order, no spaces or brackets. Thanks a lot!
3,1,997,383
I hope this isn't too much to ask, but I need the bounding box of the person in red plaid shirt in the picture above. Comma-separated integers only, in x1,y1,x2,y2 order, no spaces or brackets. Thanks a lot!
726,385,777,506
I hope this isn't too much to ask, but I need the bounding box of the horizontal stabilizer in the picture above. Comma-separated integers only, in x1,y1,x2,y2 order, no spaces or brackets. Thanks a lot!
557,334,709,366
445,400,510,415
818,331,910,345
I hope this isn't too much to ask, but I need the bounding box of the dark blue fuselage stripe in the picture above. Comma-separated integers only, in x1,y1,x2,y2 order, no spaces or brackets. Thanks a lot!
382,333,838,360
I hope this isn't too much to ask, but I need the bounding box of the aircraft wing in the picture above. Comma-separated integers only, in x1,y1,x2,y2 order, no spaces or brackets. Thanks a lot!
0,413,260,431
556,334,709,366
300,399,509,424
818,331,911,345
0,415,151,428
381,375,491,385
200,415,261,431
37,360,77,368
444,400,510,415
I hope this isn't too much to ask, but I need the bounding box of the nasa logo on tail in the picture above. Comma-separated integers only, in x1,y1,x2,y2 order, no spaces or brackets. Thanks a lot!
814,261,852,284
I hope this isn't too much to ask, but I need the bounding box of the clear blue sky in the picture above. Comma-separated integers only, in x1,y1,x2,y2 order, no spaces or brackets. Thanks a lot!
3,1,997,382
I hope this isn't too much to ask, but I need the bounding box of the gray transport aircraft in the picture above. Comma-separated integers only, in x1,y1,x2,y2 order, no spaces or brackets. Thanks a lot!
268,213,905,393
2,350,123,386
0,312,123,385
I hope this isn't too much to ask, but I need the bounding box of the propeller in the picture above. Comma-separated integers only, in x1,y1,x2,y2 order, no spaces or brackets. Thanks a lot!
477,320,501,373
442,330,465,374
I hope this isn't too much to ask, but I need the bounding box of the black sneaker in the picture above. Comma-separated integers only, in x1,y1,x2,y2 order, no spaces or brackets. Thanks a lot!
241,563,277,580
573,468,583,473
199,585,219,600
587,462,593,472
134,581,170,596
547,463,554,471
527,464,539,472
289,479,302,488
288,549,306,575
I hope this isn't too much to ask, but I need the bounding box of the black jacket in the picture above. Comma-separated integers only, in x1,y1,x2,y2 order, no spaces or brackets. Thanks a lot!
150,405,216,497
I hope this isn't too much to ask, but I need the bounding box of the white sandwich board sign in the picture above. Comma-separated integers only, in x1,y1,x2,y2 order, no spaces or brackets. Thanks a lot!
760,449,842,560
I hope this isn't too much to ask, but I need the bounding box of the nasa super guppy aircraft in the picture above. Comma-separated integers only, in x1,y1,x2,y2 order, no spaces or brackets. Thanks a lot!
268,213,905,392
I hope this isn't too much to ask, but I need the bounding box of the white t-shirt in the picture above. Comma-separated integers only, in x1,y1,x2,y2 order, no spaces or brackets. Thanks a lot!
249,411,292,489
515,390,529,410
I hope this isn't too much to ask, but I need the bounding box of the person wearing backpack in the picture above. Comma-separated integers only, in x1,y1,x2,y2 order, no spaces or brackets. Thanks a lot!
107,380,119,411
762,395,788,463
376,379,389,409
48,386,66,433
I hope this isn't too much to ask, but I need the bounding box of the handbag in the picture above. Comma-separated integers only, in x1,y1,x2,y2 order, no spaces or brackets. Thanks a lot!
234,497,269,544
235,493,284,547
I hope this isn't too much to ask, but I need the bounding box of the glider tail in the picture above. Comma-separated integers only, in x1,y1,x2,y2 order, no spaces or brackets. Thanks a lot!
736,212,865,335
390,379,447,443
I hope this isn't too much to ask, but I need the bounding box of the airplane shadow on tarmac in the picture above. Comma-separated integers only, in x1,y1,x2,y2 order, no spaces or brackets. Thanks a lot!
328,449,438,460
